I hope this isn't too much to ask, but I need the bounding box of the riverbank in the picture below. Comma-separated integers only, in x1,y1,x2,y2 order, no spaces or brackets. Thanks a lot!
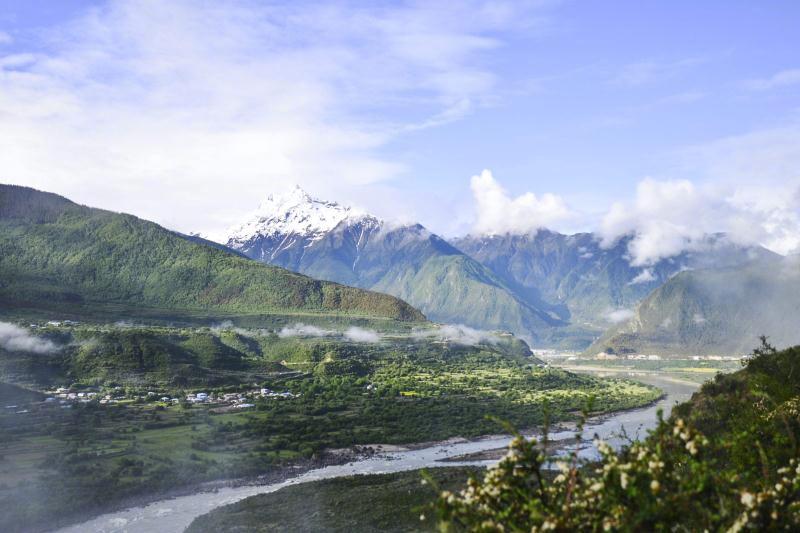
185,467,481,533
49,417,593,531
56,372,696,533
44,452,355,533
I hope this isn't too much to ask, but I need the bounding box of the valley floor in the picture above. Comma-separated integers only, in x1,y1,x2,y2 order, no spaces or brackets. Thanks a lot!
1,382,659,529
0,322,661,532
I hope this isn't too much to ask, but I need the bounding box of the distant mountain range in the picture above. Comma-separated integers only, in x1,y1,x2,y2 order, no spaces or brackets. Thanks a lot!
6,182,789,354
0,185,423,323
216,187,562,343
217,187,779,350
586,255,800,355
451,232,777,332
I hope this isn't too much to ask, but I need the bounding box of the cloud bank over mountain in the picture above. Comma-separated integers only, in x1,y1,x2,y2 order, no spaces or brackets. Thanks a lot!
465,169,800,265
470,169,572,236
597,177,800,266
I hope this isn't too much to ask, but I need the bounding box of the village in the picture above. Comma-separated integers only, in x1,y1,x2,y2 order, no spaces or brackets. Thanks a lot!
3,385,301,414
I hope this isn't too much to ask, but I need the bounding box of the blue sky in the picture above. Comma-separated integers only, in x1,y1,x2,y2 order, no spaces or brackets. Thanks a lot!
1,1,799,262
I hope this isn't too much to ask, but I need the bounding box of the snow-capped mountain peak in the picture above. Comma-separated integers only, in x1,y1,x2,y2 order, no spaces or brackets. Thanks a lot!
222,186,374,248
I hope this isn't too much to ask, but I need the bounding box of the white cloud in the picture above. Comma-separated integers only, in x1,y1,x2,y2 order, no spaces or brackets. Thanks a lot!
629,268,656,284
277,323,380,342
414,324,500,346
470,169,571,235
0,322,60,354
599,175,800,266
0,31,11,45
679,125,800,256
0,0,548,234
343,327,381,343
439,324,499,345
743,69,800,91
278,323,331,338
600,178,711,265
605,309,634,324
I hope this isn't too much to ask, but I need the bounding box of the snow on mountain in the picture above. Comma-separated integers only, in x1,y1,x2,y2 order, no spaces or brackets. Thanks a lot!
221,185,372,248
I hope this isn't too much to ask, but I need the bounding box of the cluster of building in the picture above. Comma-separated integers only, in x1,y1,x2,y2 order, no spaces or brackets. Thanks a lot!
3,385,302,416
39,387,99,407
51,388,99,400
687,355,741,361
28,320,81,328
184,388,299,407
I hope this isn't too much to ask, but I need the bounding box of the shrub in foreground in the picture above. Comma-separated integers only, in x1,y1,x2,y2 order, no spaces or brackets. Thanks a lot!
432,418,800,531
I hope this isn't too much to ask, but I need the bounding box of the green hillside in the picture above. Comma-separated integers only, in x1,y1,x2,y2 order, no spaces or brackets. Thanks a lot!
186,341,800,532
0,185,423,323
371,254,561,341
0,320,659,532
586,258,800,355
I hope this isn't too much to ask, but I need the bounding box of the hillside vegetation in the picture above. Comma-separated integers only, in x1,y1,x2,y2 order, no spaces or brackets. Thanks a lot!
0,185,423,322
434,340,800,530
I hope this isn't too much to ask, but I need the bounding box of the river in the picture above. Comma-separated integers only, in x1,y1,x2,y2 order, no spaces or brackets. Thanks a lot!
56,371,698,533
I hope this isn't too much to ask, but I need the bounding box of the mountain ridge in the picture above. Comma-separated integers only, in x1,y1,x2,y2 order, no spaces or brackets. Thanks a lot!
217,188,780,349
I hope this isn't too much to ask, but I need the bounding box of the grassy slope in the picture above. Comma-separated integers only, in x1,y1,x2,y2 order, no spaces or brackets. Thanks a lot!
0,185,424,322
451,232,670,325
451,233,779,350
0,382,44,405
186,468,479,533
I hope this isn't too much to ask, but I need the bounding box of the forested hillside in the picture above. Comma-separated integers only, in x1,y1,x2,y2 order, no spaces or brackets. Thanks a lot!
0,185,423,322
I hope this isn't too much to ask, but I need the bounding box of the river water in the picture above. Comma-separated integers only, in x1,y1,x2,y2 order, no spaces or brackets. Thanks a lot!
56,371,698,533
